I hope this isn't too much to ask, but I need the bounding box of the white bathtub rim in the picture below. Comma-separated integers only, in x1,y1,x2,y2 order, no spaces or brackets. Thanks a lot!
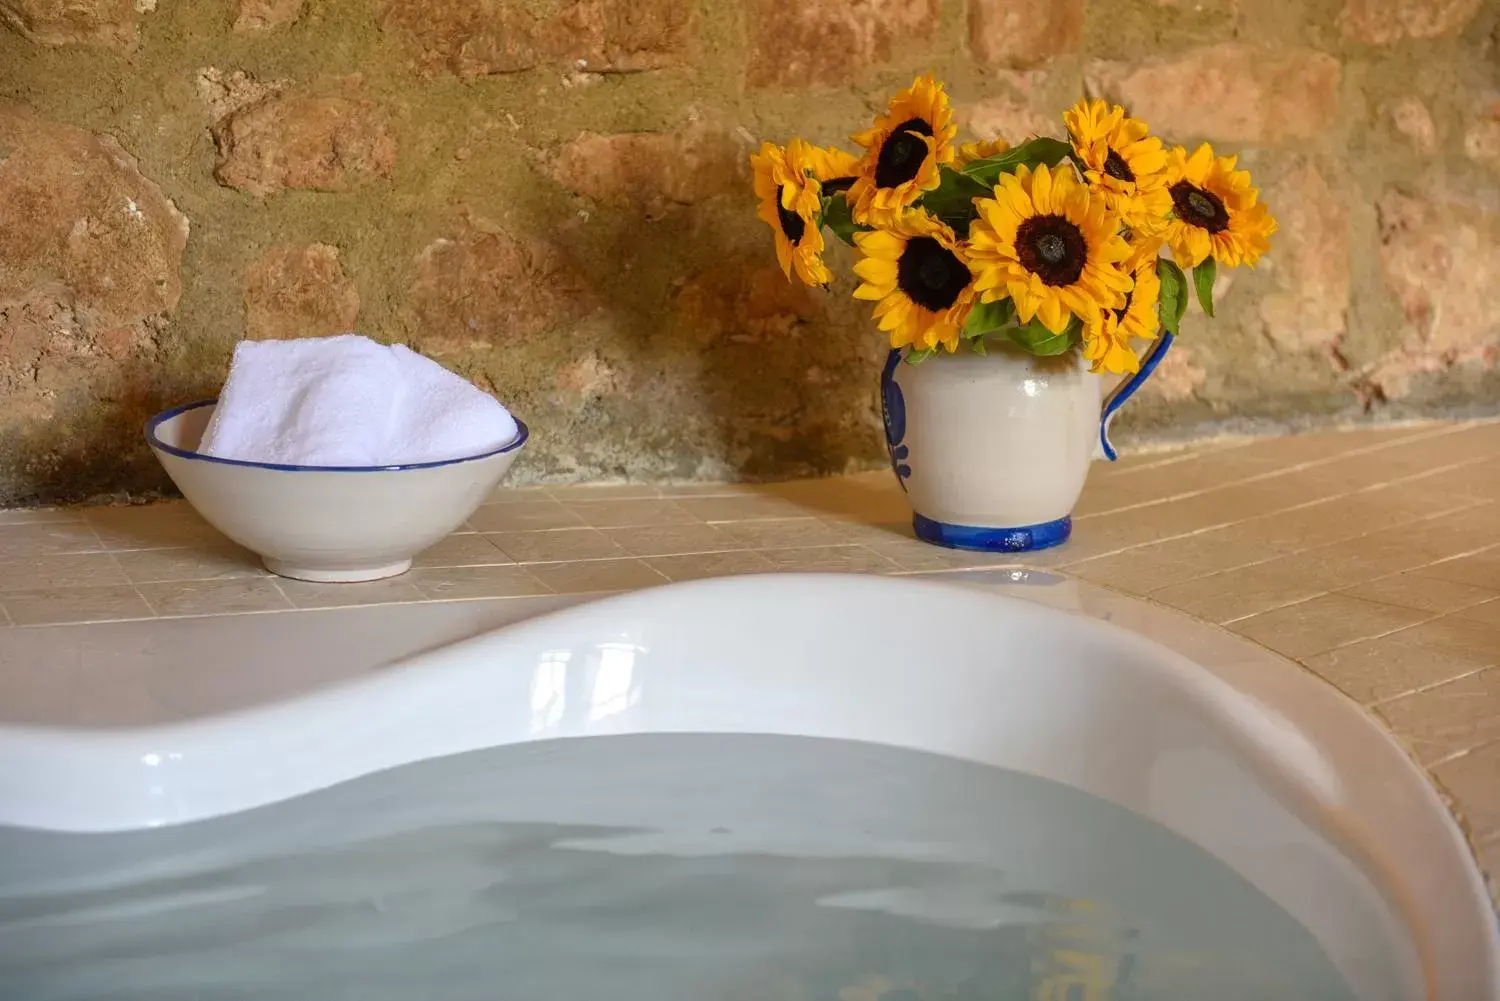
0,572,1494,999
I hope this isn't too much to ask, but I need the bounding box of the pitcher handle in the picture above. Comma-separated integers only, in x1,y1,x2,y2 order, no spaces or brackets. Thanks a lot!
1098,331,1175,462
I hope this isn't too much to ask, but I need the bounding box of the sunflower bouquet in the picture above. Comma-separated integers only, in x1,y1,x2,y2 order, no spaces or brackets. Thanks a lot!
751,75,1277,375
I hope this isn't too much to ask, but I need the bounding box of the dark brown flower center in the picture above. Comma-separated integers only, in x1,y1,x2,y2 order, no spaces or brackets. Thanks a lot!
821,176,857,194
1113,288,1133,323
897,236,971,312
776,186,805,245
875,118,934,188
1016,215,1087,287
1170,181,1229,233
1103,149,1135,183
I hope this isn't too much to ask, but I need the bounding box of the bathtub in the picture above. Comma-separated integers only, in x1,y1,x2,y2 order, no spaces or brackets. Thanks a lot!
0,571,1495,999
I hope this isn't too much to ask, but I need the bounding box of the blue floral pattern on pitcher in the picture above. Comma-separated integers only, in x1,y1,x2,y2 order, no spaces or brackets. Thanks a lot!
880,350,910,489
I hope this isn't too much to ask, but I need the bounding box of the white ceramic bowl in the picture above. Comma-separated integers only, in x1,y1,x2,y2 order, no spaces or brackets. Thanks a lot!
146,400,528,583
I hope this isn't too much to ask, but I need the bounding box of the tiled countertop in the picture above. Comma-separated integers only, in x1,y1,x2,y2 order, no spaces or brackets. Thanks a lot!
1,420,1498,900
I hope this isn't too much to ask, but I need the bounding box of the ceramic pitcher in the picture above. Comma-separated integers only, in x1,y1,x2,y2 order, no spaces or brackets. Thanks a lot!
880,333,1175,553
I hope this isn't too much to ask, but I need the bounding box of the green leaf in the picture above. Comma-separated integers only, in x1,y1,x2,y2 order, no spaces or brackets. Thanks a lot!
818,191,862,247
1156,258,1188,336
905,347,936,365
959,137,1074,187
1192,258,1217,318
915,167,990,237
969,336,988,355
961,296,1014,338
1003,315,1078,357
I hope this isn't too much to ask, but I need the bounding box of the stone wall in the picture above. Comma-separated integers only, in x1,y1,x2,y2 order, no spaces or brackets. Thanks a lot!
1,0,1498,505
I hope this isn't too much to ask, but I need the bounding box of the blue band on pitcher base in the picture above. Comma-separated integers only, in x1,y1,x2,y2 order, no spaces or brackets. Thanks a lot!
912,514,1072,553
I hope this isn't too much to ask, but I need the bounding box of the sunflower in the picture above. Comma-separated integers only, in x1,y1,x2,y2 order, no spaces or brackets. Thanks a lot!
955,137,1010,168
847,74,958,226
1160,143,1277,269
1083,246,1160,375
1063,98,1171,232
967,162,1133,335
852,211,977,354
812,144,862,198
751,138,831,286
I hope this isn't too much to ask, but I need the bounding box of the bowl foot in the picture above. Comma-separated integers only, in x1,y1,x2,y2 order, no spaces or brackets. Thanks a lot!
263,558,413,583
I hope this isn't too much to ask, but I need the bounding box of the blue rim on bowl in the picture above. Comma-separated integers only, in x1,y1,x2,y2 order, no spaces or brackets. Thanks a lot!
146,399,530,473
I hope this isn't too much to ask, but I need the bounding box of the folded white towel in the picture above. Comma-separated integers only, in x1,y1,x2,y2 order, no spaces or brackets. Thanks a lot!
198,335,519,467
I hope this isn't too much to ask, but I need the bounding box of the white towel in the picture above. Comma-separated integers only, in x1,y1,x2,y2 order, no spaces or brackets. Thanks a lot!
198,335,520,467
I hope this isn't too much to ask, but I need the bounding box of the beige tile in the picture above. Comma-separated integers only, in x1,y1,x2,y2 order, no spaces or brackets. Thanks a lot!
1099,441,1220,474
658,482,761,498
0,507,85,525
1202,486,1475,558
480,485,553,504
527,558,668,594
715,518,856,549
758,545,901,573
675,494,814,523
1340,573,1500,615
0,521,103,559
0,603,11,626
1376,668,1500,765
138,578,294,617
645,550,778,581
563,498,698,529
1475,836,1500,906
1253,508,1495,593
1062,532,1271,594
1149,561,1330,624
1073,471,1202,517
0,552,127,591
604,522,740,557
412,533,514,568
4,585,153,626
407,565,551,601
1417,547,1500,589
275,576,428,609
760,479,913,523
1195,423,1438,471
1451,599,1500,629
1303,616,1500,705
865,535,1032,573
1297,424,1500,492
486,528,628,563
1075,442,1307,517
1432,742,1500,839
1229,594,1429,660
86,502,220,550
829,520,917,545
1066,478,1313,562
466,500,586,532
545,482,663,501
114,541,266,583
1405,456,1500,504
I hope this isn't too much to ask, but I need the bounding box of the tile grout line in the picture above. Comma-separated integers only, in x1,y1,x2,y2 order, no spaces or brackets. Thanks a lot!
265,577,297,612
1099,420,1483,481
129,581,160,617
1092,455,1497,567
1422,734,1500,771
1369,663,1498,710
1086,422,1451,483
1074,420,1484,519
1256,610,1449,665
1062,496,1489,609
1066,456,1500,589
1214,534,1500,630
